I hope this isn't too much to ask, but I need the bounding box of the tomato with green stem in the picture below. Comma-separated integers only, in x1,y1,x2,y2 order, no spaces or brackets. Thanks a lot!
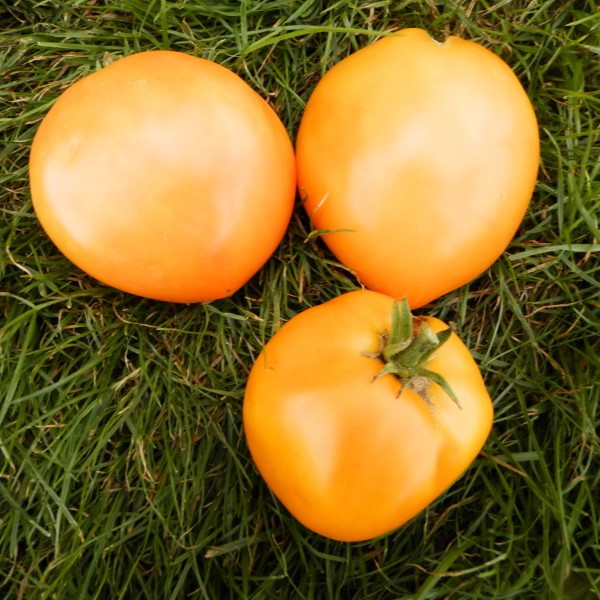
243,290,494,542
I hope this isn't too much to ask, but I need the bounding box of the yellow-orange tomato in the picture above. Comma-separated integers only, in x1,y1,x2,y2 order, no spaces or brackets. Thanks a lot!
243,290,493,542
30,51,296,302
296,28,539,308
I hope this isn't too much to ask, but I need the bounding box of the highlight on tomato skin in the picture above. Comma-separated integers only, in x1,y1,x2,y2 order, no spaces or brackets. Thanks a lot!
29,50,297,303
295,27,540,309
243,289,494,542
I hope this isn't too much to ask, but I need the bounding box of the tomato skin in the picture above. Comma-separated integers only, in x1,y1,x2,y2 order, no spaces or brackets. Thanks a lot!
243,290,493,542
29,51,296,302
296,28,539,308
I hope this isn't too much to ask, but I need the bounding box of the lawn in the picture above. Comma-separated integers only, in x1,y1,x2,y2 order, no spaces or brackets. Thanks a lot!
1,1,599,598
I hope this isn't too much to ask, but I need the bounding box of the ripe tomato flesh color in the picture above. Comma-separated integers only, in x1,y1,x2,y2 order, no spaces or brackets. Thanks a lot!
243,290,494,541
30,51,296,302
295,28,540,308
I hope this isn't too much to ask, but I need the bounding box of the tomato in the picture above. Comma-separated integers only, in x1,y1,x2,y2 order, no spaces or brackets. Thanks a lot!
243,290,493,542
29,51,296,302
295,28,539,308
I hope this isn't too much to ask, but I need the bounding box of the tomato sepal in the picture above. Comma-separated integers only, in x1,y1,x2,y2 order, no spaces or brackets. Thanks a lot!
370,298,461,409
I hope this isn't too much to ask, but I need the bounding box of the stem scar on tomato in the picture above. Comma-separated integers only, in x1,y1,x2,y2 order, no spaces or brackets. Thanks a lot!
364,298,461,409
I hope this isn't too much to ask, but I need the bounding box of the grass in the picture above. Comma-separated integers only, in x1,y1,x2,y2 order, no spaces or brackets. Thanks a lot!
1,0,599,598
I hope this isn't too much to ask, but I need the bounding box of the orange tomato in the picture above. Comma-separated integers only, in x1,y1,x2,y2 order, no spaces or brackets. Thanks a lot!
243,290,494,542
296,28,539,308
30,51,296,302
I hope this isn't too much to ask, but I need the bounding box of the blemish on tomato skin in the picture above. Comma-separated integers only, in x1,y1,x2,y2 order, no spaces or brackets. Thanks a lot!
64,136,82,163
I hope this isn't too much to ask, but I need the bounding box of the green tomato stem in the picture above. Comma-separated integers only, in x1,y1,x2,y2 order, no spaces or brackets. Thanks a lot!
374,298,461,409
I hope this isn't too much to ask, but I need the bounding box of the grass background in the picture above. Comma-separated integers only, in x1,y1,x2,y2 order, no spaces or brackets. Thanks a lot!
1,0,599,598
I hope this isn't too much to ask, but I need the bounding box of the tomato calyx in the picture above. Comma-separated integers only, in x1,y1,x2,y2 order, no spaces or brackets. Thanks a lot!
369,298,461,409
